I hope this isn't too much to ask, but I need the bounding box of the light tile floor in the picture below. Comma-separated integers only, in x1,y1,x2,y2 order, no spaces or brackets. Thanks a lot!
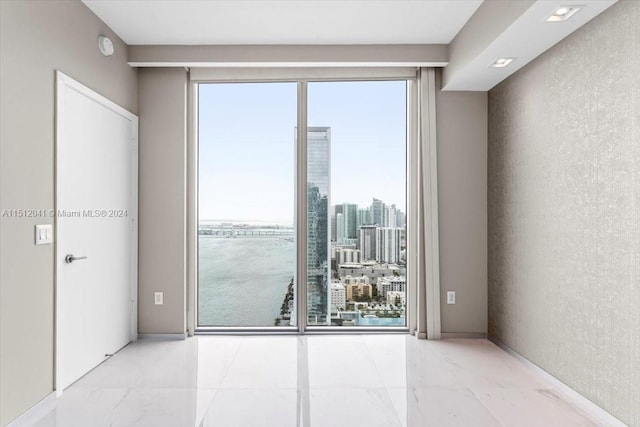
22,336,603,427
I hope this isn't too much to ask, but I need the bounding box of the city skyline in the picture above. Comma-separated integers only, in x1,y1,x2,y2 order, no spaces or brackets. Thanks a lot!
198,196,406,225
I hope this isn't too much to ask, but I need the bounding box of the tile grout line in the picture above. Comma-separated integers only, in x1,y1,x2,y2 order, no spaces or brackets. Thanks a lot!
361,336,407,427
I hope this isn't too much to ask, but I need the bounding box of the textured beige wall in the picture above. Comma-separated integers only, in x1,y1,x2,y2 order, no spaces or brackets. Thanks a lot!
137,68,188,334
435,70,488,334
488,1,640,425
0,1,137,425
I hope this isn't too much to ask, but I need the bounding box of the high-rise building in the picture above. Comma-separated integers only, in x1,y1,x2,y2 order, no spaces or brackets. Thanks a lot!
396,209,406,228
331,204,343,242
357,207,371,228
384,204,397,227
371,198,385,226
307,127,329,195
377,227,401,264
342,203,358,240
307,127,330,325
359,225,377,261
336,212,344,244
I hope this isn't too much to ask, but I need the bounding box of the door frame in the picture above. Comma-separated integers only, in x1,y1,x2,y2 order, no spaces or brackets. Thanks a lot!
54,71,138,392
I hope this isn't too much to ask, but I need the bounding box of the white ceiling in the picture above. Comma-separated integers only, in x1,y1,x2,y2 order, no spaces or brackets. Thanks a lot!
82,0,483,45
443,0,618,90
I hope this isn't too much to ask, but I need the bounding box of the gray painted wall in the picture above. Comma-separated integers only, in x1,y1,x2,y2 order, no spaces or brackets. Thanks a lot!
436,70,488,334
134,70,489,336
137,68,188,334
488,1,640,425
0,1,137,425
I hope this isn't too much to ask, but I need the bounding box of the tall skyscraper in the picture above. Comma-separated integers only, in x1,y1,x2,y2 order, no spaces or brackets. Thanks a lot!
336,212,344,244
384,204,397,227
307,127,329,195
359,225,378,261
357,207,371,228
396,209,406,228
331,204,343,242
371,198,385,226
342,203,358,240
376,227,401,264
307,127,330,325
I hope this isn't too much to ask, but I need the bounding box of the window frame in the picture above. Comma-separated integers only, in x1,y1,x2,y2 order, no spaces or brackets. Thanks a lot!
188,70,421,335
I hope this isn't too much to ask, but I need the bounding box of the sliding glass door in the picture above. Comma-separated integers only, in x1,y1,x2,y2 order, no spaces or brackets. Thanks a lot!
197,79,407,330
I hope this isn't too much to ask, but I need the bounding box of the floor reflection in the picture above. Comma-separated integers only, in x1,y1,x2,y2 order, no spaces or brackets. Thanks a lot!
24,335,600,427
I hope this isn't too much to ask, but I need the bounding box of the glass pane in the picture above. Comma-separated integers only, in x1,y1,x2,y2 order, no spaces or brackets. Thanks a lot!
198,82,297,327
307,81,407,327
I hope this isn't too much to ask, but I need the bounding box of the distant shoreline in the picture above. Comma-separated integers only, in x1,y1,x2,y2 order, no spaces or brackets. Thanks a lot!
199,219,294,228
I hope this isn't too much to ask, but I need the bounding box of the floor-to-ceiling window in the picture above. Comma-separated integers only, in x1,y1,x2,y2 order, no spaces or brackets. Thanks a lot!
306,81,407,327
198,82,297,327
197,77,407,330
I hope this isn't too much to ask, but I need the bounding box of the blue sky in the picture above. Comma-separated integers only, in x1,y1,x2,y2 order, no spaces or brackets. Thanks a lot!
198,80,406,223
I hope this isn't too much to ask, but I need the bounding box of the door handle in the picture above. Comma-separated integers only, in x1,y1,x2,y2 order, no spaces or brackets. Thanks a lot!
65,254,87,263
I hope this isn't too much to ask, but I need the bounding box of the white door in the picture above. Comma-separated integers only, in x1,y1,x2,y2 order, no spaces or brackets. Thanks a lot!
55,71,138,391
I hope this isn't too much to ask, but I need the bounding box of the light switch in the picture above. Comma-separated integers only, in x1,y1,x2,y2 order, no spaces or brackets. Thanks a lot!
35,224,53,245
154,292,164,305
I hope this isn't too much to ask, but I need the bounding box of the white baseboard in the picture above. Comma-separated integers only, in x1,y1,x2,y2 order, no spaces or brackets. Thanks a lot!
441,332,487,339
488,335,627,427
6,392,56,427
138,333,187,340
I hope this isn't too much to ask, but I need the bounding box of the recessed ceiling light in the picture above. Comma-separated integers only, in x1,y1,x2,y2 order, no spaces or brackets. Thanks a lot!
546,6,581,22
489,58,515,68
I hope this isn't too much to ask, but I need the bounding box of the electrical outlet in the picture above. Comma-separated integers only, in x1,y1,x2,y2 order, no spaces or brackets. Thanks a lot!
447,291,456,305
154,292,164,305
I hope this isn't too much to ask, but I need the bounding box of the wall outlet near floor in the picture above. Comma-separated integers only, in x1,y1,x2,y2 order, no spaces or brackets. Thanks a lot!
154,292,164,305
447,291,456,305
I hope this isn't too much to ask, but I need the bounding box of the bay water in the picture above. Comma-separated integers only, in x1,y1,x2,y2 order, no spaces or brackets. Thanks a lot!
198,237,294,326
